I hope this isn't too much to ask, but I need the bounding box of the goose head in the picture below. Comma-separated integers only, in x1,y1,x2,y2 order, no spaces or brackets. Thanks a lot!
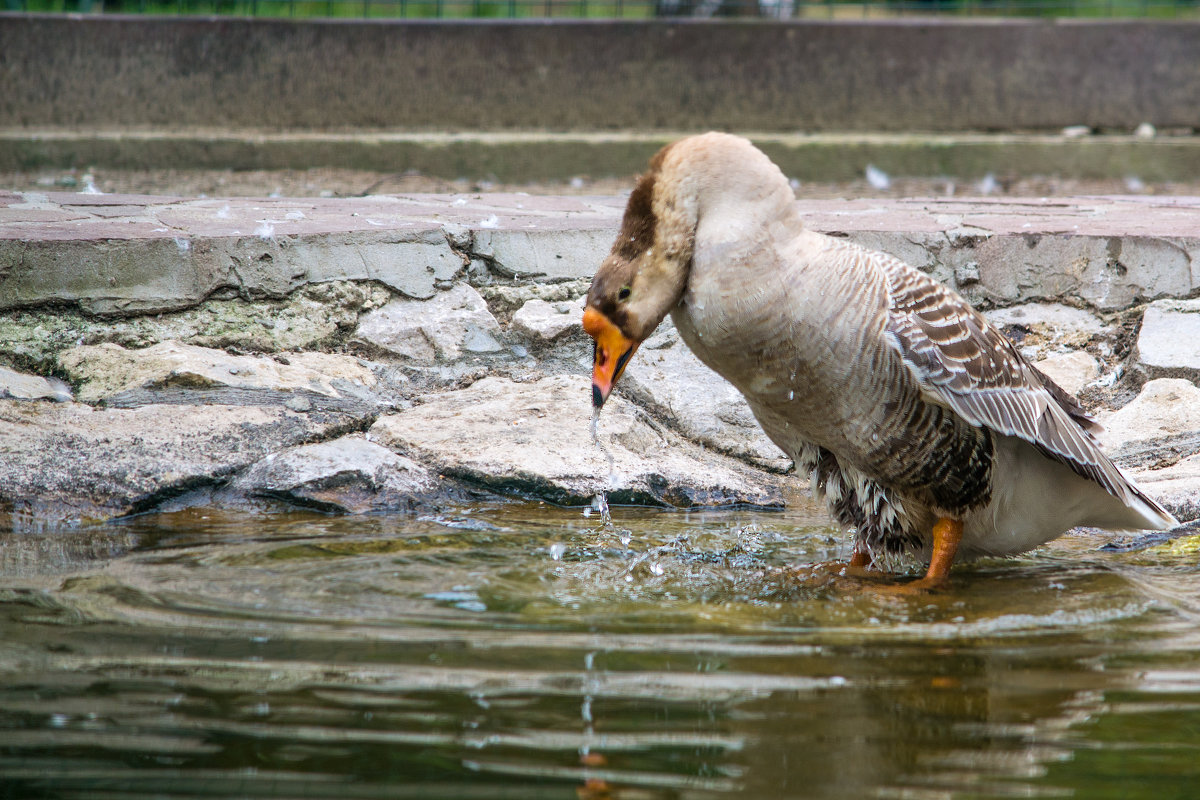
583,132,794,410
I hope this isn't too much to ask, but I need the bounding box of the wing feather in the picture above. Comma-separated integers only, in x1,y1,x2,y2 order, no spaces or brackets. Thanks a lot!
874,251,1170,520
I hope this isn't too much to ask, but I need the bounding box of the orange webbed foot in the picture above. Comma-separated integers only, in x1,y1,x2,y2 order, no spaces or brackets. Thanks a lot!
866,517,963,595
791,545,883,586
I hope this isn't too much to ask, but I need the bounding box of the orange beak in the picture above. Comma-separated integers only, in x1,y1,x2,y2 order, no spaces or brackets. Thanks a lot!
582,306,639,410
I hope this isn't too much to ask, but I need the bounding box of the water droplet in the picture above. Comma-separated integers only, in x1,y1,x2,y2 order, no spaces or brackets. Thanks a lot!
454,600,488,613
549,542,566,561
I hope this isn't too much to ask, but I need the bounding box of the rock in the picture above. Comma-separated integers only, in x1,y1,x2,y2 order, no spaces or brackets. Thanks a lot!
58,341,377,404
368,374,784,509
1098,378,1200,451
984,303,1107,361
1098,378,1200,514
511,297,584,343
471,228,612,281
619,321,788,470
297,231,465,300
284,395,313,412
1135,298,1200,382
969,235,1195,312
0,364,72,402
0,398,364,524
1128,454,1200,523
228,435,448,514
1033,351,1100,397
0,281,391,373
0,216,466,316
477,279,589,320
355,283,504,362
984,302,1107,336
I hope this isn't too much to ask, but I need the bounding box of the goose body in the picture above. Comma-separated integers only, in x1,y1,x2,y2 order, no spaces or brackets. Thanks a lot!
583,132,1175,587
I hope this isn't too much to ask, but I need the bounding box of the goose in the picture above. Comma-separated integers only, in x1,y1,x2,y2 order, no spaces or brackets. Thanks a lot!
582,132,1176,591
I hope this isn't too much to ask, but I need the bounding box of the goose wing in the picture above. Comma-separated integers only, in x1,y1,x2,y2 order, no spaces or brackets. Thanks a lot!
877,253,1169,521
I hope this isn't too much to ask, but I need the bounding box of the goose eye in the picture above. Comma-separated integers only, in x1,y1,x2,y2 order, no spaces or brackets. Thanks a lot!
617,285,632,301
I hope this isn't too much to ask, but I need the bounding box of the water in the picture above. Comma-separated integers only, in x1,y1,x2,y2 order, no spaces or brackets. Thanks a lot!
2,495,1200,799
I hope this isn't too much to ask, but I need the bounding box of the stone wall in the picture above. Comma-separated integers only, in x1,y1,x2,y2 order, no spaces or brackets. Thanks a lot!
2,188,1199,531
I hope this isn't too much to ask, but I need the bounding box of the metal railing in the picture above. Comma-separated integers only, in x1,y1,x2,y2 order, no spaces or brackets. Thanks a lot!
6,0,1199,17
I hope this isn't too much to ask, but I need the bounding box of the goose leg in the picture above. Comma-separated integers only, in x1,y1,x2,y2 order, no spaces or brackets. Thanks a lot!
848,545,871,569
882,517,963,593
844,543,874,577
794,541,875,584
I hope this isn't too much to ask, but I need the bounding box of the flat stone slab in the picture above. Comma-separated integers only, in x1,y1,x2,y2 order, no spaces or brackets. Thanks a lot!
1135,298,1200,382
368,374,784,509
59,341,378,404
4,191,1200,314
1099,379,1200,452
0,398,365,524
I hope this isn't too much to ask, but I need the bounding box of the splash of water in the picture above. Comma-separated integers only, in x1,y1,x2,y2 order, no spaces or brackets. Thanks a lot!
592,493,609,522
589,407,615,525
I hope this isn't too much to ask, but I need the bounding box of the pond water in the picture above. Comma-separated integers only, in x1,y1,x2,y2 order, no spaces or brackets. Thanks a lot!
2,491,1199,799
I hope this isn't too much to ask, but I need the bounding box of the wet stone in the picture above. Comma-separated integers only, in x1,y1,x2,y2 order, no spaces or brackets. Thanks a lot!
0,399,363,524
0,281,392,373
983,302,1108,362
228,435,450,514
367,374,784,509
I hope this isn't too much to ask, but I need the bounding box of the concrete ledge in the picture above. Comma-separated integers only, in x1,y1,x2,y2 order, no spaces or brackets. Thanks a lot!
4,17,1200,133
3,190,1198,316
8,130,1200,182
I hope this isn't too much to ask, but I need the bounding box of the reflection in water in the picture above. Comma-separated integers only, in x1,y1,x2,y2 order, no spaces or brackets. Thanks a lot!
0,497,1198,798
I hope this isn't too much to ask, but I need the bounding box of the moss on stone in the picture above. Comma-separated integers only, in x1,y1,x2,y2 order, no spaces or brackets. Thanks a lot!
1148,532,1200,558
0,280,393,373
